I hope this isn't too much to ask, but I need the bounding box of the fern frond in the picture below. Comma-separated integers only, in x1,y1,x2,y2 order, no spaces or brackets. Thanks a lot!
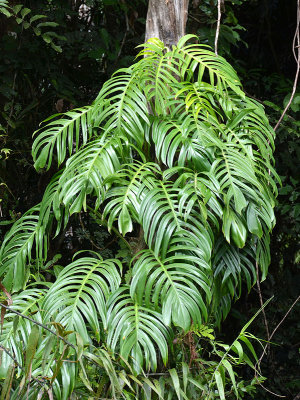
151,114,214,170
212,239,256,302
140,180,212,259
171,168,223,227
136,38,182,115
103,161,160,235
107,286,171,373
0,287,46,377
175,34,244,97
130,242,211,332
93,67,149,147
32,106,93,171
0,207,45,292
42,254,122,343
58,134,128,214
38,171,69,236
0,174,67,292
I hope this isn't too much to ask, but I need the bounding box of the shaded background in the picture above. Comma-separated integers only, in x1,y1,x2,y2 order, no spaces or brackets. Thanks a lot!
0,0,299,397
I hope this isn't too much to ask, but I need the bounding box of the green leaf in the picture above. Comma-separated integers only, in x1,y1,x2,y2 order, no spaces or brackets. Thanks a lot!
247,204,263,238
32,106,93,171
103,161,159,235
43,254,121,343
50,42,62,53
107,287,170,373
20,7,31,19
29,14,46,23
37,21,59,28
58,133,127,214
0,7,11,17
94,67,149,148
169,369,181,400
131,244,211,332
214,370,225,400
119,205,133,235
231,214,247,248
221,359,238,396
0,363,14,400
12,4,23,14
25,325,39,376
0,206,45,292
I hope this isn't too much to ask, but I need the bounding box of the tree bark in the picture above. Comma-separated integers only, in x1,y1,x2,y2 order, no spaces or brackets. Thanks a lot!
145,0,189,48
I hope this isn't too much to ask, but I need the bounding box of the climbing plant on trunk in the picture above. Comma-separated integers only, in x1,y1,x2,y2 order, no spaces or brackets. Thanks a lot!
0,33,279,398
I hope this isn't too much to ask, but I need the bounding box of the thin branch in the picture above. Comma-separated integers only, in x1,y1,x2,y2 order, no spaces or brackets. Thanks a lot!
0,302,108,371
117,11,129,59
255,262,270,345
0,302,75,350
88,206,131,250
0,344,22,369
0,344,46,387
256,381,287,398
259,296,300,354
189,14,202,24
255,294,300,397
274,0,300,131
214,0,222,55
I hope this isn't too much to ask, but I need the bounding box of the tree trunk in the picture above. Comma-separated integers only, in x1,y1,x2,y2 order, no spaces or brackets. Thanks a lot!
145,0,189,48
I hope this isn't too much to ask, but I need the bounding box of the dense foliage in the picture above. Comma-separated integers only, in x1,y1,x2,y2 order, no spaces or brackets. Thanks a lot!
0,31,280,398
0,0,299,399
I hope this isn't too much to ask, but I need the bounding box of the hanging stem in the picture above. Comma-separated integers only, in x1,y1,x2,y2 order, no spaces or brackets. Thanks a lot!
274,0,300,131
214,0,222,55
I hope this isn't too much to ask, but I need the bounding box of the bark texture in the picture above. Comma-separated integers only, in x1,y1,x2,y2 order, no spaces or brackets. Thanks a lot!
145,0,189,48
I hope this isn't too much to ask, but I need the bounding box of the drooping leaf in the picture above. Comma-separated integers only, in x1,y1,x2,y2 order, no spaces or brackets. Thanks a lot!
32,106,93,170
43,254,121,343
107,286,171,373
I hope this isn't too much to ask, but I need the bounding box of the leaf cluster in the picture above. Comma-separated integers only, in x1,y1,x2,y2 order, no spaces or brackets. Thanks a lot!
0,35,279,398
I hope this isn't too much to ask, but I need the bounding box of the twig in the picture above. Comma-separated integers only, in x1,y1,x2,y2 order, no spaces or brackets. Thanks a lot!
265,294,300,352
0,302,75,349
0,344,22,369
255,294,300,397
274,0,300,131
117,11,129,59
0,302,109,371
78,212,116,251
189,14,202,24
0,344,46,387
214,0,222,55
256,381,286,398
87,206,131,250
255,262,270,347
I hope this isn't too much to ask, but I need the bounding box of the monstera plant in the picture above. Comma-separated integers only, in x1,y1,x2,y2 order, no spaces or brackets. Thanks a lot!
0,36,279,399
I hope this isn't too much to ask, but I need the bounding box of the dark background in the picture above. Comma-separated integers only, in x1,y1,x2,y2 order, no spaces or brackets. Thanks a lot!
0,0,299,397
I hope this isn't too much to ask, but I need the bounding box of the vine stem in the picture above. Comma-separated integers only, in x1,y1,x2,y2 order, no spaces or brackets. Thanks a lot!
0,344,47,388
255,262,270,344
87,206,131,250
258,294,300,366
0,302,104,370
274,0,300,131
214,0,222,55
254,294,300,398
0,302,75,349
